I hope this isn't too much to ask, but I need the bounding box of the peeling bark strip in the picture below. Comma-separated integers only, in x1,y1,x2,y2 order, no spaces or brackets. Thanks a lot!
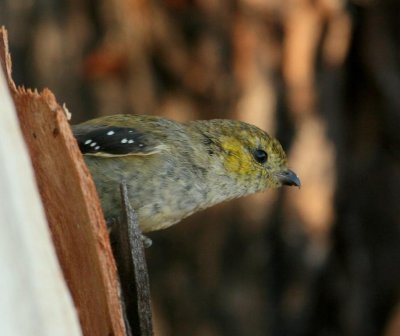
0,27,126,336
109,182,154,336
0,43,82,336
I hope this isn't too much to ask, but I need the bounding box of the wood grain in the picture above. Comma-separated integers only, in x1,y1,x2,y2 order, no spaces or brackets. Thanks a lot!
0,27,127,336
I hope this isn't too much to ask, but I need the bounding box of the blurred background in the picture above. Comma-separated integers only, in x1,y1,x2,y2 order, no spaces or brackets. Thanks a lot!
1,0,400,335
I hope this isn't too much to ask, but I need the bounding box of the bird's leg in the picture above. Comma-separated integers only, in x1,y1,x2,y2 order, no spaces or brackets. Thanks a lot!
107,215,152,248
140,234,152,248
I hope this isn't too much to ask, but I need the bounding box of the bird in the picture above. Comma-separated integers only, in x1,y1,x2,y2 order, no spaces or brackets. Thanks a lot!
72,114,300,235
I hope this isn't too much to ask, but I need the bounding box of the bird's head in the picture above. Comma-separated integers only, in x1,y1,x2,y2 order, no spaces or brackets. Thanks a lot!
191,120,301,194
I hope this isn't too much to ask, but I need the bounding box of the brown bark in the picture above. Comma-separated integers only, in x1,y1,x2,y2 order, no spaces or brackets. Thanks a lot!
1,0,400,334
0,28,126,336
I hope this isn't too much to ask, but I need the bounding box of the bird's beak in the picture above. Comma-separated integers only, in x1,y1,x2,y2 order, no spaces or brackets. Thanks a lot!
276,169,301,188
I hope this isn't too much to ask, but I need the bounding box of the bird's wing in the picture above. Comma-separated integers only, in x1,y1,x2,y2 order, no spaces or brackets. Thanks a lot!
72,125,166,157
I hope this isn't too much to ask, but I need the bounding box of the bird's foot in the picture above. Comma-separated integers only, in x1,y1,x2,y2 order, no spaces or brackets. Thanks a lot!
141,234,152,248
107,217,152,248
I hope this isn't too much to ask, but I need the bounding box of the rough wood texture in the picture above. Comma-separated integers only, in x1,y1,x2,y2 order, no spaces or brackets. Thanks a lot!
110,183,154,336
0,44,82,336
0,27,126,336
2,1,400,334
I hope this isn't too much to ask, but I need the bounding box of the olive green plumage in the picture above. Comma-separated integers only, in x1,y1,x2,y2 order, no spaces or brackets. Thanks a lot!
73,114,300,232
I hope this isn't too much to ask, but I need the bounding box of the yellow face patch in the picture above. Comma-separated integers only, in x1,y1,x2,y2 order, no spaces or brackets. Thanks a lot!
216,127,288,190
219,136,262,177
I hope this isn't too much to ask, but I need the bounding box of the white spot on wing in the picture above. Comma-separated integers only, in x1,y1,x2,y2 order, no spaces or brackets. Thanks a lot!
107,130,115,136
94,146,100,150
85,139,92,145
121,138,128,143
90,142,97,147
128,139,134,144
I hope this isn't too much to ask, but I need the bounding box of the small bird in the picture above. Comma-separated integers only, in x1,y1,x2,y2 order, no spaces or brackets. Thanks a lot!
73,114,300,233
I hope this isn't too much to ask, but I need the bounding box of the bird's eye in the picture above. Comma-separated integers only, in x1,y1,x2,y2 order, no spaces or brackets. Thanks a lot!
253,149,268,164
